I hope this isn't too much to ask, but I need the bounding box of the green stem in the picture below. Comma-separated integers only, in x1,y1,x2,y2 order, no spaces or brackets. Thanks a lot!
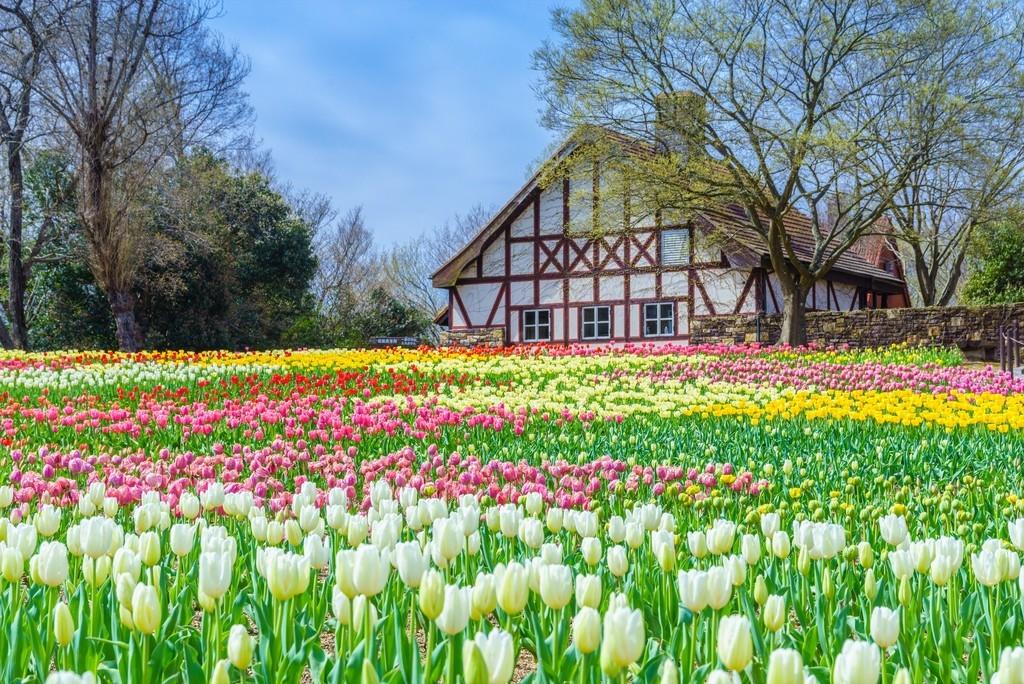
425,624,436,683
141,635,149,684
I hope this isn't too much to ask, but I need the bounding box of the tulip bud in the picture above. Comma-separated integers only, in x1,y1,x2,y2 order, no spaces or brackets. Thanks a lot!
763,594,785,632
657,542,676,572
753,575,769,606
358,655,378,684
119,605,134,630
170,524,196,557
766,648,803,684
659,658,679,684
821,567,834,599
864,568,878,602
575,573,601,609
600,606,644,676
741,534,761,566
772,531,791,560
34,541,69,587
858,541,874,569
688,531,708,559
539,564,573,611
898,575,911,607
1,546,24,583
581,537,602,567
115,573,137,608
833,639,881,684
462,641,489,684
284,520,302,547
717,615,753,671
496,562,529,616
131,584,161,635
869,606,900,649
210,659,230,684
352,545,388,597
435,585,471,635
573,607,601,654
607,545,628,578
419,569,445,620
199,551,233,602
228,624,254,669
797,546,810,576
53,601,75,647
706,566,733,611
893,668,911,684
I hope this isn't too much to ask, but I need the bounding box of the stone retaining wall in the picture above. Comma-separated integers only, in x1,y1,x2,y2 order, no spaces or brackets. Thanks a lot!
689,303,1024,354
439,327,505,348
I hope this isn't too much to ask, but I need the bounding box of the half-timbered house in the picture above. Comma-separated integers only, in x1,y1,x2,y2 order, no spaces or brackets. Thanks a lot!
432,137,909,346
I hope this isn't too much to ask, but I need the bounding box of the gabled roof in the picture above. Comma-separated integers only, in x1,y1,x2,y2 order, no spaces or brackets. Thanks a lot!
431,137,578,288
698,205,904,287
432,131,906,291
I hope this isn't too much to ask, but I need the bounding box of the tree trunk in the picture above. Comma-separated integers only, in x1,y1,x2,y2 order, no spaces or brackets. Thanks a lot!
778,283,809,346
6,140,28,349
108,288,141,352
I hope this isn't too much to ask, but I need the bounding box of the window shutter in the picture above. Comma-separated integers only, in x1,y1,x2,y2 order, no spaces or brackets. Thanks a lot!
661,229,690,266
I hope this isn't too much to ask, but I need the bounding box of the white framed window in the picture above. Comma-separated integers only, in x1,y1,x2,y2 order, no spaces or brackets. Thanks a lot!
523,309,551,342
661,228,690,266
644,302,675,337
581,306,611,340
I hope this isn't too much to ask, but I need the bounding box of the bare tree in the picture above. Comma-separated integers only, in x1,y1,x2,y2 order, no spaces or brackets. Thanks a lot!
880,9,1024,306
384,204,491,321
534,0,1021,343
24,0,250,350
0,0,69,348
313,206,380,320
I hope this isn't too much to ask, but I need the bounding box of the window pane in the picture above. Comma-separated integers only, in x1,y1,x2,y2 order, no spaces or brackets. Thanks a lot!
583,322,594,338
583,308,594,324
598,321,610,337
645,304,658,320
660,303,673,318
538,310,549,325
597,307,609,323
525,311,535,326
645,320,658,335
538,324,550,340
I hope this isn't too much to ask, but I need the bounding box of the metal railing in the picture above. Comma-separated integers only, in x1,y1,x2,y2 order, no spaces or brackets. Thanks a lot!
999,320,1022,375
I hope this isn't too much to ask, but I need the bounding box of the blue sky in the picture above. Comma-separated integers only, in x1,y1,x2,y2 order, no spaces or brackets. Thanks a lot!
212,1,564,246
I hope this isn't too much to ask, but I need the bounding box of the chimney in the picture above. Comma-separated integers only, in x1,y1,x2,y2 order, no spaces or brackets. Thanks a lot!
654,91,707,160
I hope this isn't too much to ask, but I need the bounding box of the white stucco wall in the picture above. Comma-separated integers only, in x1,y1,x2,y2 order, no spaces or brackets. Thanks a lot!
509,281,532,306
630,273,656,299
510,242,532,276
662,272,688,298
567,175,593,234
538,186,562,234
569,277,594,303
539,279,562,305
458,283,501,327
600,275,624,300
511,204,533,238
833,282,857,311
698,269,752,315
481,238,505,277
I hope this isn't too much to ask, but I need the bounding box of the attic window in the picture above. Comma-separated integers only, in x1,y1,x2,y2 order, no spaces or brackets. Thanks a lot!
661,229,690,266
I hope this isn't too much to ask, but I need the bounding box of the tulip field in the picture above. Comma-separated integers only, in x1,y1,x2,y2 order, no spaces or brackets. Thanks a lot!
4,344,1024,684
